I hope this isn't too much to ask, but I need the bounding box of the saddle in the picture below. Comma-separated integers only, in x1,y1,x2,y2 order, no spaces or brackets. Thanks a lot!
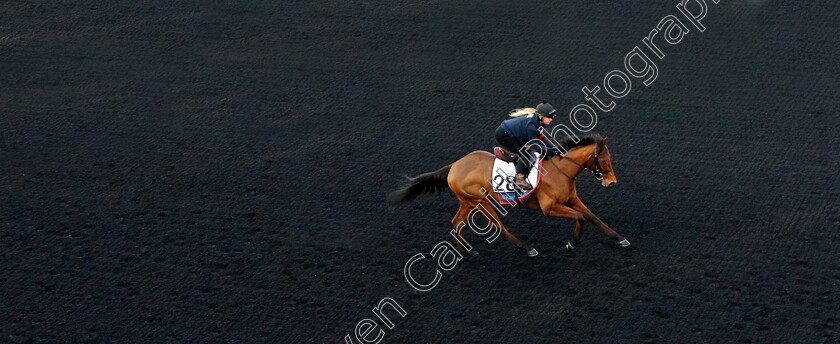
494,147,518,162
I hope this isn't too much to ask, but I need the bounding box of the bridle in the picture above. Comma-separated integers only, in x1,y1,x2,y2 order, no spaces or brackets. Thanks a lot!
550,143,613,181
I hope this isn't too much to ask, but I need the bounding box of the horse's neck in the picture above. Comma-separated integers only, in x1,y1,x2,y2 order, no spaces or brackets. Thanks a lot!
534,146,592,206
556,145,593,179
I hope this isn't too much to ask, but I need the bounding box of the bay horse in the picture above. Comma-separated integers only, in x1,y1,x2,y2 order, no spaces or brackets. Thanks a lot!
388,133,630,257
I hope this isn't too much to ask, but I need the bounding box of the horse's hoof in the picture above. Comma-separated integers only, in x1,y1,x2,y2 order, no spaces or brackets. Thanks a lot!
565,241,575,250
527,248,539,257
618,239,630,247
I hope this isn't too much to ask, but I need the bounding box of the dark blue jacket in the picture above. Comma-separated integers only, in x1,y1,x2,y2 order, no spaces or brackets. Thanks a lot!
499,114,549,151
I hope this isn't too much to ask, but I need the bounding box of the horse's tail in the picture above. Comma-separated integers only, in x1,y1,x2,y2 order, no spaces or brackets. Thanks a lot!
387,164,452,205
508,107,536,117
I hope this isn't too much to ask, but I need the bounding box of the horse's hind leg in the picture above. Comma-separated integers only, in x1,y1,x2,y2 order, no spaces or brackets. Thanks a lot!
450,203,475,256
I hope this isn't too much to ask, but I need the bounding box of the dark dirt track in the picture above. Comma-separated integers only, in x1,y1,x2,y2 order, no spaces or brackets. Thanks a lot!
2,1,839,343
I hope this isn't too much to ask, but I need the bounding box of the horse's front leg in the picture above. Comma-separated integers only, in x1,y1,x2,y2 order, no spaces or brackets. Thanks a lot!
569,198,630,247
569,219,584,250
542,202,587,250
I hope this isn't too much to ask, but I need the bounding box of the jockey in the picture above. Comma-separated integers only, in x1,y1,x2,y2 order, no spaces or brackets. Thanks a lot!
494,100,555,190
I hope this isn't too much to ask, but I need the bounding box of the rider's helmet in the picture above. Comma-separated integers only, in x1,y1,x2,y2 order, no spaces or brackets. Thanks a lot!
535,100,556,118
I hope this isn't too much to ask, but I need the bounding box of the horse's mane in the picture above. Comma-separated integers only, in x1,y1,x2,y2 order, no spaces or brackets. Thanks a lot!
556,133,603,151
508,107,536,117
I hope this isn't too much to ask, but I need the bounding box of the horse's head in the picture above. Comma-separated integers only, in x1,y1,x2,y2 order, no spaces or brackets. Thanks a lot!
593,137,617,188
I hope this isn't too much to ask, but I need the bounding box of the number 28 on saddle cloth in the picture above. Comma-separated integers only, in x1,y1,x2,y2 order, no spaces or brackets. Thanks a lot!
490,152,543,206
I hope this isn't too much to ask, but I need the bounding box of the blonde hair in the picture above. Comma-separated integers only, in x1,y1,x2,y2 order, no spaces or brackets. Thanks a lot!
508,107,536,118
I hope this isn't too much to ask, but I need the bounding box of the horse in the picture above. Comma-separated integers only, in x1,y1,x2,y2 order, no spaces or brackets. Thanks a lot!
387,133,630,257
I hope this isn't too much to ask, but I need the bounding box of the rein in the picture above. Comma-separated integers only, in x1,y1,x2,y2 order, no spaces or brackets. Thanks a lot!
550,144,612,181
